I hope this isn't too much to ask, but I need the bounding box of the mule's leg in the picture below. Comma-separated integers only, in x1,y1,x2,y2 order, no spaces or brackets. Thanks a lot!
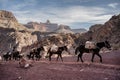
32,55,34,60
77,55,80,62
49,55,51,61
77,53,83,62
59,54,63,62
38,55,41,61
91,53,95,62
96,53,102,63
49,54,52,61
80,53,84,62
56,54,60,61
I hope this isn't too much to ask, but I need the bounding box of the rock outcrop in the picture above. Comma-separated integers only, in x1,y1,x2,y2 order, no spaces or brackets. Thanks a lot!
0,27,37,53
76,14,120,50
0,10,37,54
0,10,27,31
24,20,59,32
89,24,103,32
0,10,17,22
24,22,47,32
38,33,75,47
92,14,120,43
55,25,74,34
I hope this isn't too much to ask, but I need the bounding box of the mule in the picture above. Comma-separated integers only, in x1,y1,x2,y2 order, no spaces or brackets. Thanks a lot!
75,41,111,63
47,46,69,61
3,51,12,61
35,46,44,60
27,46,44,60
12,51,22,60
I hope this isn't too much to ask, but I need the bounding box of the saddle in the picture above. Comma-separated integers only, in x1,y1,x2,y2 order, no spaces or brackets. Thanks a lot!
85,41,96,49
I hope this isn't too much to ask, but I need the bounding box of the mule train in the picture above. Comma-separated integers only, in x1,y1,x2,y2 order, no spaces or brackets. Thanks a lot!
1,40,111,63
2,46,45,61
2,46,23,61
1,43,71,62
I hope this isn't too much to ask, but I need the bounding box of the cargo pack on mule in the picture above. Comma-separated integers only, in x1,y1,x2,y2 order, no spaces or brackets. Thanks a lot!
75,41,111,63
85,41,96,49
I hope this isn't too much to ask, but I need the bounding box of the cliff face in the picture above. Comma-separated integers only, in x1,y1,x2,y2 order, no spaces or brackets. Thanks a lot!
24,20,59,32
89,24,103,32
92,14,120,42
0,27,38,54
0,10,27,30
74,14,120,50
0,10,17,22
24,22,47,32
0,10,37,54
55,25,74,34
108,14,120,49
81,14,120,49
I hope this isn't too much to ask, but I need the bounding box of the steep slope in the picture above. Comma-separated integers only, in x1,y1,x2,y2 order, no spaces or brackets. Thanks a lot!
92,14,120,43
0,10,37,54
0,10,27,31
0,27,37,54
77,14,120,49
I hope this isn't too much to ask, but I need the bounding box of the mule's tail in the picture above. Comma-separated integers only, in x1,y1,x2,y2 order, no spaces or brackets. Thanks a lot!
75,47,79,55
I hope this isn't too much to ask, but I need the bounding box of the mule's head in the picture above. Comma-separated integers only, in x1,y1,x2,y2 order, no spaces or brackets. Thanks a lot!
104,41,111,50
63,46,68,51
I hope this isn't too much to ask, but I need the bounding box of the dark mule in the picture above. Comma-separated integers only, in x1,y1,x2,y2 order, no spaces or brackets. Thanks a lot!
35,46,44,60
12,51,22,60
27,46,44,60
27,49,35,60
47,46,69,61
3,51,22,61
9,46,22,61
3,51,12,61
75,41,111,63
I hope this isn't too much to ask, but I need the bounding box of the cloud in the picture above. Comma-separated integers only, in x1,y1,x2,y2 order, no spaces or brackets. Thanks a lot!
1,0,119,29
33,6,111,24
11,5,113,28
62,0,93,3
2,0,37,11
108,3,119,8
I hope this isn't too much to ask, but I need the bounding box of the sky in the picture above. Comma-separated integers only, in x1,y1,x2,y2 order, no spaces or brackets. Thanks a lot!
0,0,120,30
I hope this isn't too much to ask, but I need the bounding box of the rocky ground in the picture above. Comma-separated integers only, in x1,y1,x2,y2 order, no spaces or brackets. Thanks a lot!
0,50,120,80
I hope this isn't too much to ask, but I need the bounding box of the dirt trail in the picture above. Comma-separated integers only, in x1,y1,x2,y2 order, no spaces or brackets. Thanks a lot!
0,50,120,80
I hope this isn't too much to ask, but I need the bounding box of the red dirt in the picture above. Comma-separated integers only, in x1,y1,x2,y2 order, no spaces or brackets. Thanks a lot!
0,50,120,80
